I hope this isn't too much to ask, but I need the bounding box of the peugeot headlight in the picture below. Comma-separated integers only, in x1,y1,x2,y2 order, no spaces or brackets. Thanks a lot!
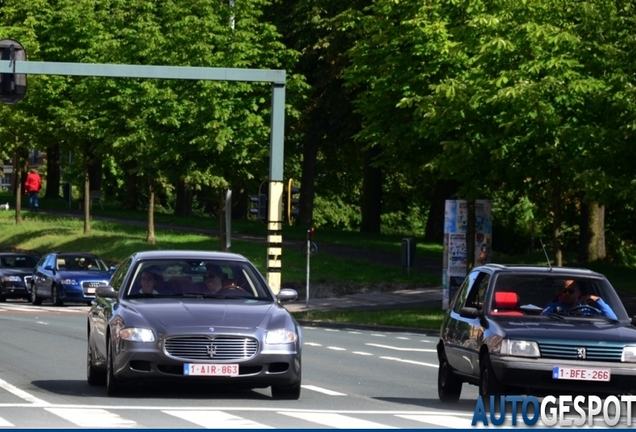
1,276,21,282
61,279,79,285
622,346,636,362
265,329,298,344
500,339,540,358
118,328,155,343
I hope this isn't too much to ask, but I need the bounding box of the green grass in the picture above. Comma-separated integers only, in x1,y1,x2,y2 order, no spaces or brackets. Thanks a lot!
291,306,445,330
5,191,636,331
0,209,440,287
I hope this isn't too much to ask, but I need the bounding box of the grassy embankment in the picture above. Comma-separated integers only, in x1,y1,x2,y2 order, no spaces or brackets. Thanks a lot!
1,191,635,329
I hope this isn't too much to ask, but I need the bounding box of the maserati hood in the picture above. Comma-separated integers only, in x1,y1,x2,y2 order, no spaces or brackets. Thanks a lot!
128,299,278,329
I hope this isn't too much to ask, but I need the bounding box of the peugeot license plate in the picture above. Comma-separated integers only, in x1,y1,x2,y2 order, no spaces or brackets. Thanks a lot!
184,364,239,376
553,366,610,381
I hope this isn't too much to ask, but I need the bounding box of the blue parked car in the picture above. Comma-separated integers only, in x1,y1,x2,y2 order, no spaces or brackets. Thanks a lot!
0,252,40,302
30,252,116,306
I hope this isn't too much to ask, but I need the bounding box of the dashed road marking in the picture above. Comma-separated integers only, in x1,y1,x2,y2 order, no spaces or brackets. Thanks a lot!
46,408,137,428
366,343,436,353
380,356,438,368
164,410,271,428
279,412,395,429
302,385,347,396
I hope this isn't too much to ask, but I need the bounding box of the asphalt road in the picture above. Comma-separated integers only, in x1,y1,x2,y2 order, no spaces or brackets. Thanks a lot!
4,301,636,428
0,300,482,429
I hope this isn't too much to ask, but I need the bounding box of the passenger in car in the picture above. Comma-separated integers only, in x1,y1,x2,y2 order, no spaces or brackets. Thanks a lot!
201,270,223,294
78,257,93,269
541,280,617,319
138,269,163,294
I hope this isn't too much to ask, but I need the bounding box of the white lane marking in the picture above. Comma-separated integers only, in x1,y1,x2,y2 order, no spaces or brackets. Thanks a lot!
280,412,394,429
348,331,362,334
420,339,433,343
0,377,50,406
366,343,436,353
352,351,373,356
164,410,271,429
0,305,37,312
396,337,410,340
380,356,438,368
371,334,386,337
36,322,49,325
46,408,136,427
0,417,13,426
0,305,87,314
398,414,474,428
303,342,322,347
327,346,346,351
302,385,346,396
324,329,340,332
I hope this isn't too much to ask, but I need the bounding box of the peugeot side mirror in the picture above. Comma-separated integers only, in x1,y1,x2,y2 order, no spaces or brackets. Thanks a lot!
459,307,482,319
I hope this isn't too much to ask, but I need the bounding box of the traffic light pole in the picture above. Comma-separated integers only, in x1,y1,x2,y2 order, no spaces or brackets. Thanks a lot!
0,58,288,293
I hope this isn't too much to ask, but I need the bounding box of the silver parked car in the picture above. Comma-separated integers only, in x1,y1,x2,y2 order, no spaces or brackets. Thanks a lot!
87,250,302,399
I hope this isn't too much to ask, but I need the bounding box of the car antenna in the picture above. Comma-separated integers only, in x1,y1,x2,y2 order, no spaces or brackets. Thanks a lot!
539,239,553,272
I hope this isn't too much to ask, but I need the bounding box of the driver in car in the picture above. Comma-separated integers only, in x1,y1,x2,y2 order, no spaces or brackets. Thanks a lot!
541,280,617,319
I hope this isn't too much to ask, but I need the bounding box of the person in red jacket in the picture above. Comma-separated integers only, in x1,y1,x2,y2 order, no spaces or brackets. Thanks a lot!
24,168,42,212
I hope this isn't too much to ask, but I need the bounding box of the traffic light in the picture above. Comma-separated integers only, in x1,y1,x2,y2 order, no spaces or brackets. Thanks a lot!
286,179,300,225
249,194,267,221
0,39,27,105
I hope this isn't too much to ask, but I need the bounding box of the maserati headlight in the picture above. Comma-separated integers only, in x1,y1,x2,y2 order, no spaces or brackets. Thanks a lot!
61,279,79,285
1,276,21,282
622,346,636,362
500,339,540,358
265,329,298,344
118,328,155,343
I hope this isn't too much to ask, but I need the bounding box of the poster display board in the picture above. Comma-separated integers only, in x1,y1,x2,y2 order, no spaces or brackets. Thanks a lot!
443,200,492,309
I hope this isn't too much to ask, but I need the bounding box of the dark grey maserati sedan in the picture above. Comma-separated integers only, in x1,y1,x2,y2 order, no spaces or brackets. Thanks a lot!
87,250,302,399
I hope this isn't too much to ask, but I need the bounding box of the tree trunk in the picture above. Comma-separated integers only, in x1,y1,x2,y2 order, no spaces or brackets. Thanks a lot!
88,156,102,193
83,167,91,234
13,147,24,226
466,200,476,271
424,179,461,243
123,161,139,210
232,186,247,220
175,179,193,216
219,190,229,251
147,182,156,245
360,146,382,233
45,144,61,199
579,201,605,262
552,186,562,267
299,134,319,227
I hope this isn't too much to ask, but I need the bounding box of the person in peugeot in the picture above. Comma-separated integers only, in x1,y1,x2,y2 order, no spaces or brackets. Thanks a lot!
542,279,618,319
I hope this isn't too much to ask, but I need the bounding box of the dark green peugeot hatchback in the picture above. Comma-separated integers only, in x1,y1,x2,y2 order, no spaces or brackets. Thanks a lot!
437,264,636,402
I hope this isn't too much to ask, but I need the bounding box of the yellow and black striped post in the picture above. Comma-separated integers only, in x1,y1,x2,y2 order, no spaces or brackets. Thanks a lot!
266,180,284,293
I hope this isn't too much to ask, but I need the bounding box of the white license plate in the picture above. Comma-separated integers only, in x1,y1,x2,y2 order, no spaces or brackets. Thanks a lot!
184,363,239,376
552,366,610,381
86,288,96,294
